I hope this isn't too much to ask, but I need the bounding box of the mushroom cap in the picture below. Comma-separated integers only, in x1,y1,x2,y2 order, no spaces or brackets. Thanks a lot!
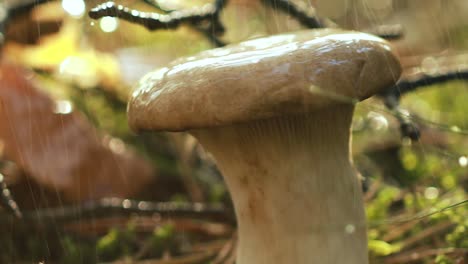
128,28,401,132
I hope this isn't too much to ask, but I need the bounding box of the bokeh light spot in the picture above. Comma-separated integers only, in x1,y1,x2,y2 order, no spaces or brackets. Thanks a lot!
424,187,439,200
100,17,119,33
459,156,467,167
62,0,85,18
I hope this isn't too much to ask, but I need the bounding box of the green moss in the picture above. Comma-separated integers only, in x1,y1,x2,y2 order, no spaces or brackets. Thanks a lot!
368,239,401,256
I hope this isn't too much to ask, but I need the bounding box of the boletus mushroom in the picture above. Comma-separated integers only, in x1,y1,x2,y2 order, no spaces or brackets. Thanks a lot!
128,29,402,264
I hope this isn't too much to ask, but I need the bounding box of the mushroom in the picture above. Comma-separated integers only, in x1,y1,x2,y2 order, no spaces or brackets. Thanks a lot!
128,29,401,264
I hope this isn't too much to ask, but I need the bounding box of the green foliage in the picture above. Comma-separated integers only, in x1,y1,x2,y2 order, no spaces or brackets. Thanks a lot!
366,186,400,221
97,223,138,261
368,239,401,256
147,223,176,257
435,254,455,264
446,219,468,248
60,236,96,264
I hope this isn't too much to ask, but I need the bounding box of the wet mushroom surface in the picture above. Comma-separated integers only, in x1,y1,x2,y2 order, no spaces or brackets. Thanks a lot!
128,29,402,264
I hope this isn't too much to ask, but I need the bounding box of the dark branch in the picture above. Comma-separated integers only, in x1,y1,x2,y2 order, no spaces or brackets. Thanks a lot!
0,198,234,226
261,0,323,29
382,94,421,141
89,1,226,35
366,24,404,40
381,70,468,98
0,172,22,219
379,68,468,140
0,0,52,45
196,27,227,47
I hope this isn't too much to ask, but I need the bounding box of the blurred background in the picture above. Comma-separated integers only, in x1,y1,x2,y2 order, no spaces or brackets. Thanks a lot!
0,0,466,263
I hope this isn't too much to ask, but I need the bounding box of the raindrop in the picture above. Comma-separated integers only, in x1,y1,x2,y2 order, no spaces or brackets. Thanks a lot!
367,112,389,131
62,0,86,18
122,199,132,209
54,100,73,114
421,57,439,75
109,138,125,154
459,156,467,167
138,201,149,210
345,224,355,234
402,137,412,146
100,17,119,33
424,187,439,200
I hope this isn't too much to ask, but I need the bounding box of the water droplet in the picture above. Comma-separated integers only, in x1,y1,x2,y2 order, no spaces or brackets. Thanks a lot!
62,0,86,18
109,138,125,154
345,224,355,234
402,137,412,146
100,17,119,33
450,126,461,132
138,201,149,210
54,100,73,114
459,156,467,167
421,57,439,75
367,112,389,131
424,187,439,200
122,199,132,209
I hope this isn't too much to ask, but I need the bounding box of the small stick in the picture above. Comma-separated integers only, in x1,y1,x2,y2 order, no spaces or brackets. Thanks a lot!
0,198,234,226
384,247,468,264
261,0,323,28
0,172,22,218
89,1,226,34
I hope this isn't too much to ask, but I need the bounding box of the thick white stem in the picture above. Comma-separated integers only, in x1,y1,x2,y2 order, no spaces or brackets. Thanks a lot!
192,104,368,264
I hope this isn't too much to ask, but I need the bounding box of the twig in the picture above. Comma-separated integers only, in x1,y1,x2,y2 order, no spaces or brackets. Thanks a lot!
88,1,226,34
142,0,227,47
382,94,421,141
366,24,404,40
379,67,468,140
89,0,228,47
399,221,455,250
369,199,468,227
0,198,235,226
261,0,323,28
382,220,419,242
378,51,468,140
384,247,468,264
0,172,22,218
109,250,216,264
382,71,468,98
195,27,227,47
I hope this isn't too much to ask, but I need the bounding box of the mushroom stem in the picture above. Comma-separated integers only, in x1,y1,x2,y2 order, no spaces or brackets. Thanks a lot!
192,104,368,264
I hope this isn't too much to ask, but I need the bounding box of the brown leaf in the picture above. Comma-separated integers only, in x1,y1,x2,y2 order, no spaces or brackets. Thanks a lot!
0,62,155,202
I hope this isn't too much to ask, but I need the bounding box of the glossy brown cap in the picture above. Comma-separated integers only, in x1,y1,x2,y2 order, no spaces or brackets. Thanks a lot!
128,29,401,132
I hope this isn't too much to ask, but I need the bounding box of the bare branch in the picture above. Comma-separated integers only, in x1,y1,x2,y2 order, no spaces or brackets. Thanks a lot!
261,0,323,29
89,1,226,34
0,172,22,219
382,70,468,98
366,24,404,40
0,198,234,226
381,94,421,141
